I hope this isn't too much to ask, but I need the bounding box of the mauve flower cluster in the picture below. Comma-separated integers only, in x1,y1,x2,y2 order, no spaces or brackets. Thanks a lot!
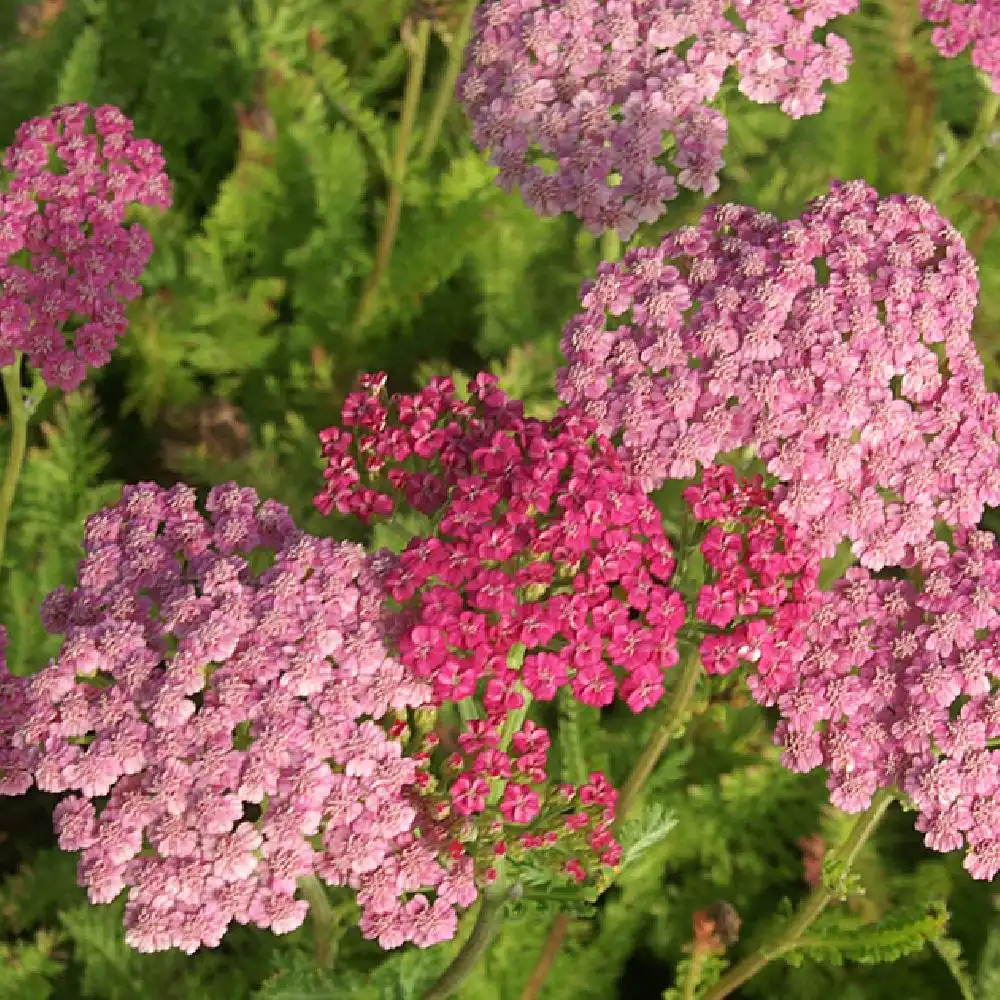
316,372,685,716
921,1,1000,94
2,482,477,954
682,466,820,677
752,529,1000,881
458,0,855,238
0,625,35,796
558,179,998,570
0,103,171,389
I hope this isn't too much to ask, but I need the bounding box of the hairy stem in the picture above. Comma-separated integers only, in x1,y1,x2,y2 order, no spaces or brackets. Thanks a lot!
0,356,28,573
518,912,571,1000
615,645,702,820
700,790,894,1000
415,0,479,167
681,950,707,1000
355,17,432,329
601,229,622,262
519,647,702,1000
558,688,588,787
925,80,1000,205
299,875,337,969
421,882,511,1000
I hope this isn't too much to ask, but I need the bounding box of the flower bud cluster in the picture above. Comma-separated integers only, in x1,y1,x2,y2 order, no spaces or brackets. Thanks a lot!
558,179,997,570
414,720,620,890
753,529,1000,881
3,482,480,953
0,103,171,389
458,0,855,237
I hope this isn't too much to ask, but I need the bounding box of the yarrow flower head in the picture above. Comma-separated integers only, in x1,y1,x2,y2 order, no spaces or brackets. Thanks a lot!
458,0,855,237
0,103,172,389
316,372,685,716
315,374,674,887
921,1,1000,94
558,178,997,570
3,482,479,954
754,529,1000,882
683,466,821,677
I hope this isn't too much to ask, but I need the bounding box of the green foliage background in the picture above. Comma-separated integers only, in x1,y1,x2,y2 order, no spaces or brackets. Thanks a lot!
1,1,1000,998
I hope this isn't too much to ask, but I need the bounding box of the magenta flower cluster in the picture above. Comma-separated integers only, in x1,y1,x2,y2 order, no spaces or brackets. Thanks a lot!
458,0,855,237
751,529,1000,881
316,372,685,716
0,103,171,389
558,179,998,570
682,466,820,678
2,482,480,953
922,1,1000,94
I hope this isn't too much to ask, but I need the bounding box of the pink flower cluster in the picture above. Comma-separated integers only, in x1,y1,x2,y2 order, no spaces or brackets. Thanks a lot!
0,103,171,389
458,0,855,237
683,466,820,677
316,372,685,715
751,529,1000,881
558,179,998,569
921,1,1000,94
0,625,35,796
2,482,477,953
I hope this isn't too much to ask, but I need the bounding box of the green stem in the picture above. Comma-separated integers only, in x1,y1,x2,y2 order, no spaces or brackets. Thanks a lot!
558,688,587,787
299,875,337,969
681,950,707,1000
414,0,480,167
600,229,622,262
615,646,702,821
700,790,895,1000
421,881,511,1000
519,648,702,1000
355,17,432,329
0,355,28,573
925,81,1000,205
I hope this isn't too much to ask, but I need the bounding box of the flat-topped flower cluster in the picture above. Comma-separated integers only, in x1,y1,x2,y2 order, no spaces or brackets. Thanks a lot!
0,103,171,389
558,180,998,570
459,0,856,237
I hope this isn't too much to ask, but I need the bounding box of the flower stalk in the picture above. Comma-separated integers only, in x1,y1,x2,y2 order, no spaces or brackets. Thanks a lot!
415,0,480,167
700,790,895,1000
421,879,514,1000
0,355,28,573
925,77,1000,204
355,16,432,329
615,645,702,821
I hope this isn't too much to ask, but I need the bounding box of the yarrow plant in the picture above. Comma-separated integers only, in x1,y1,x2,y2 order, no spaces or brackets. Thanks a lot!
458,0,856,237
315,372,686,887
2,3,1000,996
0,103,171,390
558,179,999,569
